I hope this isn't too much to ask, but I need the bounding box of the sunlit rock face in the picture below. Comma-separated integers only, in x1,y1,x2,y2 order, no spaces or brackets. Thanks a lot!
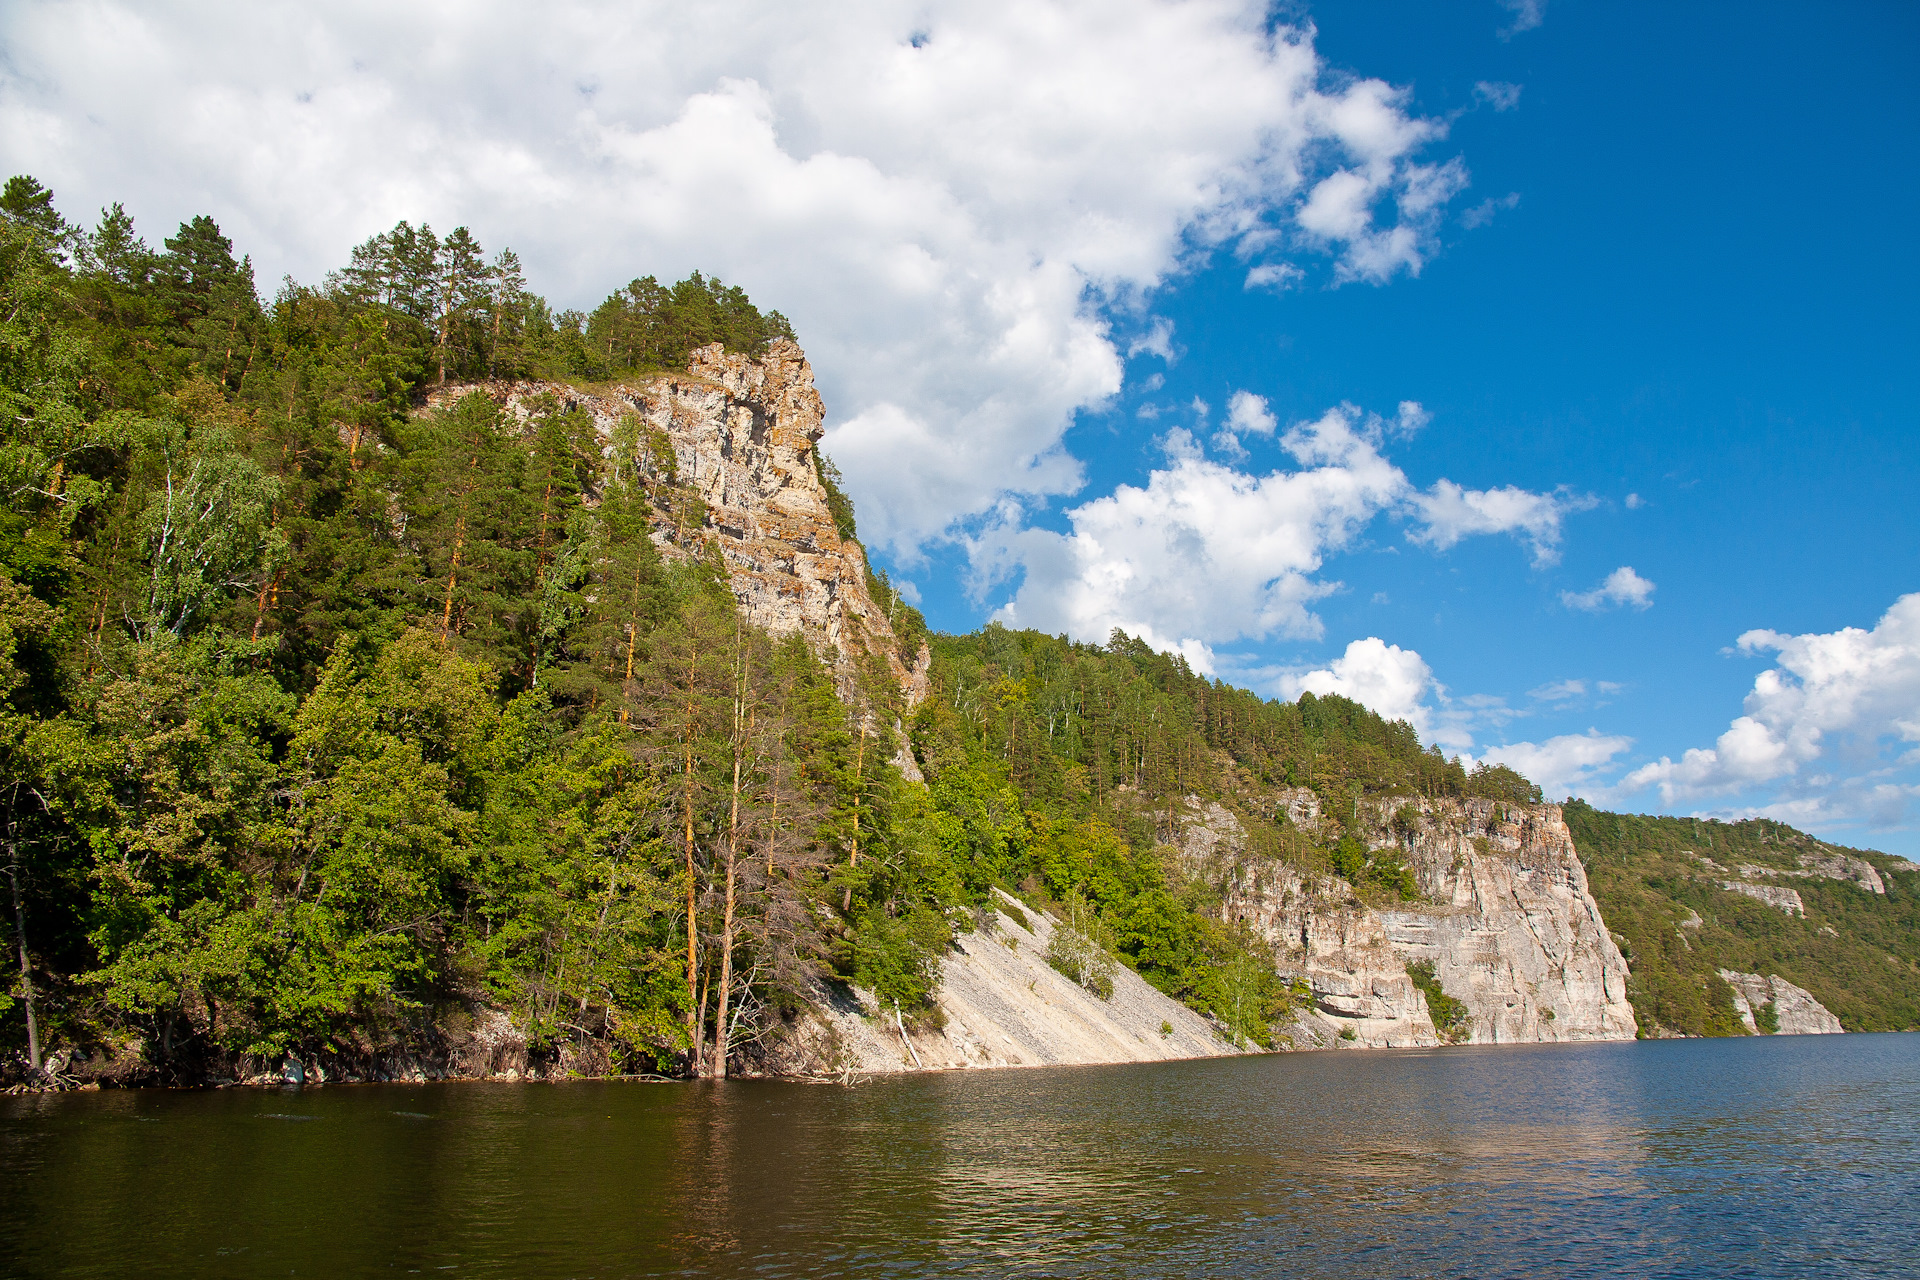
1173,795,1638,1049
432,341,923,710
1719,970,1845,1036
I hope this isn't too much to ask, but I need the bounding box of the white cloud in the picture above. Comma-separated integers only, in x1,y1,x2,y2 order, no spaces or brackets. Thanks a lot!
1624,492,1644,509
984,401,1574,660
1408,480,1590,566
1473,81,1523,111
1622,593,1920,833
1127,317,1177,362
1279,637,1436,733
1244,262,1303,290
1562,566,1657,612
1496,0,1547,39
1225,390,1278,437
983,405,1405,652
1528,678,1586,702
1482,731,1635,800
0,0,1475,553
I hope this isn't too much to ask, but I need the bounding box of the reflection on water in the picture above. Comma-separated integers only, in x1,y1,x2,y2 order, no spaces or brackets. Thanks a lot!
2,1034,1916,1278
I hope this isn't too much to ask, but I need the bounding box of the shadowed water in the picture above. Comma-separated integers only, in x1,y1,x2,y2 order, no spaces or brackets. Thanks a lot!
3,1033,1915,1277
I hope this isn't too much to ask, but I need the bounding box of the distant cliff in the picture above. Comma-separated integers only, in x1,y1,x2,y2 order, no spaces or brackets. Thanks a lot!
1173,793,1636,1048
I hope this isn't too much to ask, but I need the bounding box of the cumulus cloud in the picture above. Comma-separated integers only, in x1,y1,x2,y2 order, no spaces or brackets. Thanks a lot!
1225,390,1278,438
983,402,1572,657
0,0,1476,553
1279,638,1436,733
1408,479,1591,566
1621,593,1920,832
1127,317,1178,363
1481,731,1635,800
1562,566,1657,612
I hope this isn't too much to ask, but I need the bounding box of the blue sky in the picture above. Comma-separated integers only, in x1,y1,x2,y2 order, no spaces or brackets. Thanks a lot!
904,1,1920,850
4,0,1915,849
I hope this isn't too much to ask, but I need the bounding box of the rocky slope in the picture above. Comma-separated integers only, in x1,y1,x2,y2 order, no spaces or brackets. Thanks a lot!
1174,793,1637,1048
763,890,1243,1076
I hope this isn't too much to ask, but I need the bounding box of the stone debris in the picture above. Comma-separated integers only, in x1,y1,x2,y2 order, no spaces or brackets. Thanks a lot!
765,889,1241,1076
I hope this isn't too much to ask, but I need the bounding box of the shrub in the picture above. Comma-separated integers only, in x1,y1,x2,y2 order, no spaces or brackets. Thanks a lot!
1406,959,1472,1043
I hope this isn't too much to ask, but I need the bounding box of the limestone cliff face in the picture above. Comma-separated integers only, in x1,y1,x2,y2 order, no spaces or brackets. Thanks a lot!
1718,970,1845,1035
432,340,920,702
1174,793,1637,1048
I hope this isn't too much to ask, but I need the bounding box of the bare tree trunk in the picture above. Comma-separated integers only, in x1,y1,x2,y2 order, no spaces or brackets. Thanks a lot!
843,717,868,911
439,453,479,641
440,520,465,640
710,631,749,1080
7,851,40,1076
681,646,702,1075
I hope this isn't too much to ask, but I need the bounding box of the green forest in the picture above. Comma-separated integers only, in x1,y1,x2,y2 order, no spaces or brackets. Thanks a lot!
2,177,1912,1087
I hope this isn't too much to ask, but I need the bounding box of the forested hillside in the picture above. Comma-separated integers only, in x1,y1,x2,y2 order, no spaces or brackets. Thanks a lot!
4,176,1908,1088
1566,804,1920,1035
1,177,1525,1085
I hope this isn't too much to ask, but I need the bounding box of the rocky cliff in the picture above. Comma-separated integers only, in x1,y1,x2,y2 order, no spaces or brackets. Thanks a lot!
432,340,922,704
1173,793,1637,1048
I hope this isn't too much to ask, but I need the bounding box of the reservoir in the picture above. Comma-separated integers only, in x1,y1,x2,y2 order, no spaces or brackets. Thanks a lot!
3,1033,1915,1277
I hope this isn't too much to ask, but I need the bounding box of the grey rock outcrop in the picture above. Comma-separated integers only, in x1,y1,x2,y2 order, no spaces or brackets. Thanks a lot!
1174,794,1637,1048
1718,970,1845,1035
1735,852,1885,895
1720,880,1806,916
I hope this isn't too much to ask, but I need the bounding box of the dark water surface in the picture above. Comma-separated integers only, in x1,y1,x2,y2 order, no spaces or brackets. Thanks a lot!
3,1033,1916,1278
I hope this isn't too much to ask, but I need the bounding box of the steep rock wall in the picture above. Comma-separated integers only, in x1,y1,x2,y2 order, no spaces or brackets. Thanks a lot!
1175,793,1637,1048
432,340,920,702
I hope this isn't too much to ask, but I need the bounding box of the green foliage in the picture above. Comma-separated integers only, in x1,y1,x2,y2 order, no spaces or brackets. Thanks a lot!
0,178,940,1083
1565,801,1919,1035
585,272,794,376
1406,959,1472,1042
1466,762,1543,805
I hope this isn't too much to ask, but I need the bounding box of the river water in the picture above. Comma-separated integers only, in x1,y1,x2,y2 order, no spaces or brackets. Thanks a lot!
3,1033,1915,1278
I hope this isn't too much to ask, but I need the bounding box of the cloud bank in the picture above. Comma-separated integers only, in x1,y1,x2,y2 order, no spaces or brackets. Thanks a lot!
1,0,1476,553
